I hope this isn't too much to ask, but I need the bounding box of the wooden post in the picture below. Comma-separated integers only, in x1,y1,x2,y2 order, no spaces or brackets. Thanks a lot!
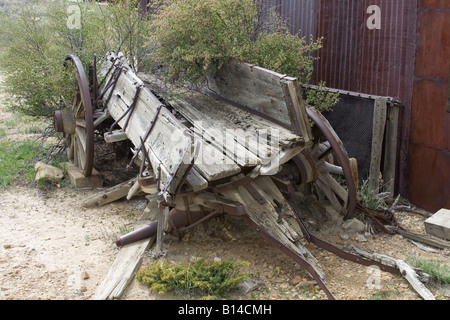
382,102,399,195
368,98,388,193
156,196,169,252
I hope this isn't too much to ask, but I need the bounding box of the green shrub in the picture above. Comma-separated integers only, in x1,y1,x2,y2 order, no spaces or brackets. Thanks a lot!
0,0,151,117
136,258,250,298
148,0,338,111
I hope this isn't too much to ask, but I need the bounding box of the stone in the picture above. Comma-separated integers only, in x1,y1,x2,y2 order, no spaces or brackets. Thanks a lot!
81,271,90,280
340,234,350,240
341,218,366,233
237,280,259,294
291,275,303,286
34,162,64,183
355,234,368,242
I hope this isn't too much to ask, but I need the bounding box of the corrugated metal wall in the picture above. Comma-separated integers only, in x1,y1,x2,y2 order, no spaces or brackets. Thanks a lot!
264,0,449,211
261,0,413,197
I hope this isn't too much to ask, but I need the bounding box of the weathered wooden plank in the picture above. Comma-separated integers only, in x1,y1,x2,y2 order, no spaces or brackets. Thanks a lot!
369,98,388,192
353,246,435,300
382,103,399,195
185,168,208,192
104,130,128,143
193,135,242,182
92,193,159,300
386,226,450,250
101,53,194,196
208,59,311,139
192,126,261,168
280,79,313,142
220,175,324,279
92,235,154,300
81,179,135,208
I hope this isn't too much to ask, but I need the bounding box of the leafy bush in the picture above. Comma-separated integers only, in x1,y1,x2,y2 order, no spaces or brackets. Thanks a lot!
148,0,338,111
0,0,151,117
136,258,250,298
0,0,337,117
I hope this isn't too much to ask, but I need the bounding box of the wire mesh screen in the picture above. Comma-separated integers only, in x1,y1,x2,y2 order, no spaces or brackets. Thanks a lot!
321,94,376,182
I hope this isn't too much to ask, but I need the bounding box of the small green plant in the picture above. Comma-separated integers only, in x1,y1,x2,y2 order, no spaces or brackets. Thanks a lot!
0,140,42,187
136,258,250,298
367,288,392,300
358,179,385,210
406,256,450,285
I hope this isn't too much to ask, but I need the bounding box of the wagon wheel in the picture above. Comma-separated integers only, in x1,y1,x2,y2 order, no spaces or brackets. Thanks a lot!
303,106,357,219
54,55,95,177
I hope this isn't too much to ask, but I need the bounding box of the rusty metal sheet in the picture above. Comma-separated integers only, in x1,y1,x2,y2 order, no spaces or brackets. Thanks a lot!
407,144,450,212
407,2,450,211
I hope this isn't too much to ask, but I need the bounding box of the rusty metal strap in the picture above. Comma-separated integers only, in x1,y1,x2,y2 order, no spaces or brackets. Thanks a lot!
109,84,143,134
287,200,400,275
127,105,163,169
101,64,124,108
240,214,336,300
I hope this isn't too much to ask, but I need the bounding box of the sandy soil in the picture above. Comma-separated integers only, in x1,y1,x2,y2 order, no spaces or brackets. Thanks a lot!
0,75,449,301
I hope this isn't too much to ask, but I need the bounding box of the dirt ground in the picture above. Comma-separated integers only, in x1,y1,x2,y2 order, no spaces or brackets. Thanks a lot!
1,76,449,301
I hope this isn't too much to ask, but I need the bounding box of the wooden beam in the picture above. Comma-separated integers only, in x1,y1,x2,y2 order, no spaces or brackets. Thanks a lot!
382,102,399,195
81,179,136,208
104,130,129,143
92,196,159,300
369,98,388,193
92,235,155,300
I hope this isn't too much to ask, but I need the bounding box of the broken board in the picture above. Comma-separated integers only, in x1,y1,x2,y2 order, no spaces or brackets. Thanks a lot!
91,235,154,300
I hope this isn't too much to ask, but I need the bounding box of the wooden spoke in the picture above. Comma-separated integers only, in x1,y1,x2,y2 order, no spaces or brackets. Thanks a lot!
305,106,357,218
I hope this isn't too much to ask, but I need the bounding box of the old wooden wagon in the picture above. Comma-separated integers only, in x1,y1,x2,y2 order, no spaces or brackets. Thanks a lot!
53,52,400,299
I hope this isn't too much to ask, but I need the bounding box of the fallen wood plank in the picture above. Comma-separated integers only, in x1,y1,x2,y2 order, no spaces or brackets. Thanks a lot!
352,246,435,300
91,235,155,300
92,196,159,300
396,260,435,300
81,179,135,208
386,226,450,250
